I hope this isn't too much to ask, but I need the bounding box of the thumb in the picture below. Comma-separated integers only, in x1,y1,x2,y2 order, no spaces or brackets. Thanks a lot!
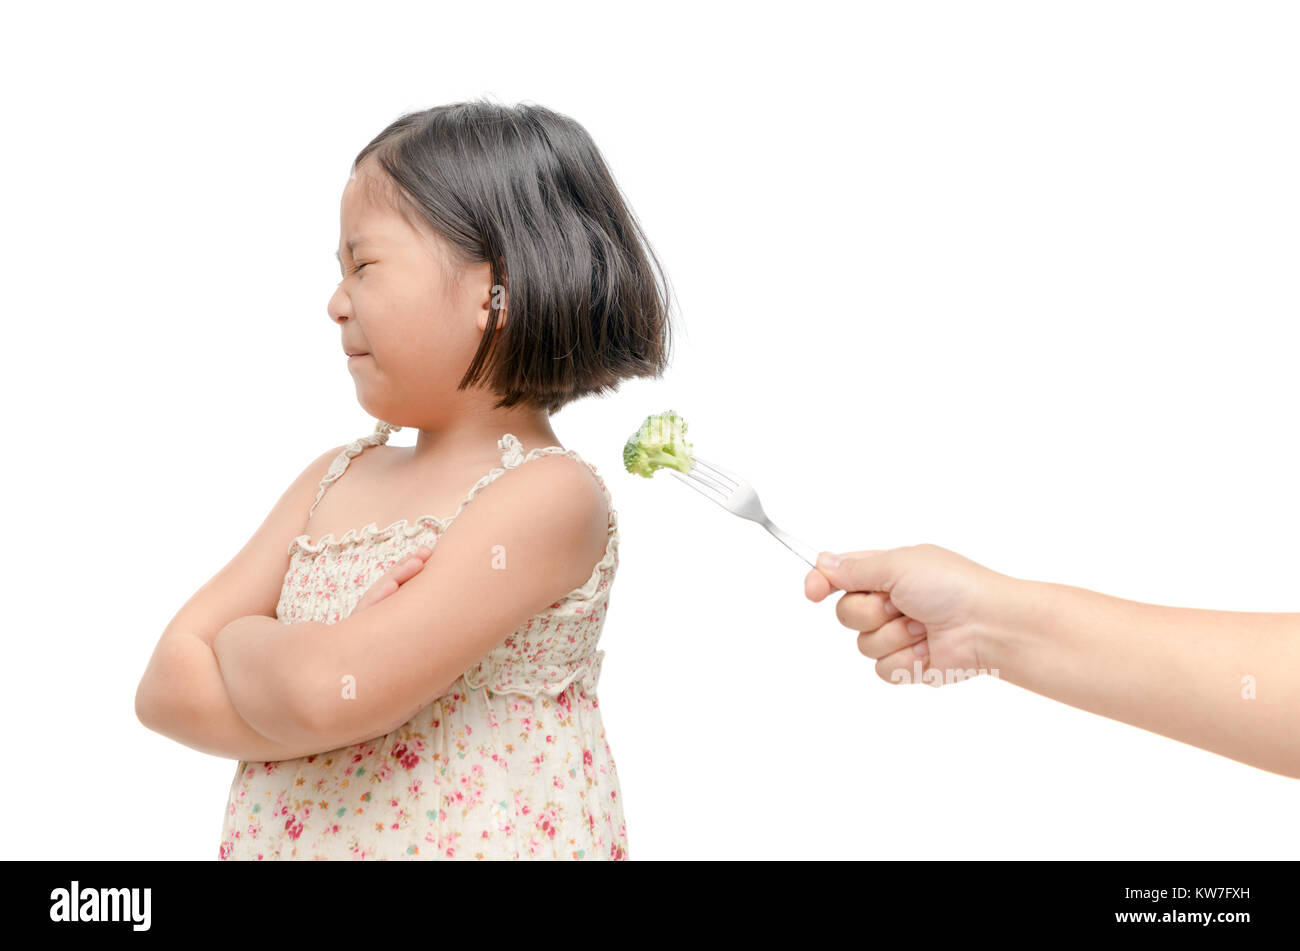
816,549,893,593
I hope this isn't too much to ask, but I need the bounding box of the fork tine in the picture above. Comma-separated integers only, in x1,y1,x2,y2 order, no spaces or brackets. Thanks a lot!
691,456,738,489
670,467,733,504
682,465,731,495
669,468,728,505
674,467,727,496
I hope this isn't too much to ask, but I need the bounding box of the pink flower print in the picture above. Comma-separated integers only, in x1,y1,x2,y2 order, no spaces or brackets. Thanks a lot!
218,841,232,860
391,742,420,770
284,814,304,840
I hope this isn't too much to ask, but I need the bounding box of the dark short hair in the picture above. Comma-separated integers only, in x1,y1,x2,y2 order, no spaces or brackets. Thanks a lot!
353,100,676,415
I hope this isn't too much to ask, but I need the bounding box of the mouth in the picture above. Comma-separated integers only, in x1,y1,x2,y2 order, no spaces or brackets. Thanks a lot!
346,352,369,359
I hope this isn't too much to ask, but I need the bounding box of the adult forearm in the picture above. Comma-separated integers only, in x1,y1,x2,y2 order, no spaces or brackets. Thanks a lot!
985,578,1300,780
137,632,334,762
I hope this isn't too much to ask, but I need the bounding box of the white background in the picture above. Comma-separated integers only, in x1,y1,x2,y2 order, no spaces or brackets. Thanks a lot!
2,0,1297,860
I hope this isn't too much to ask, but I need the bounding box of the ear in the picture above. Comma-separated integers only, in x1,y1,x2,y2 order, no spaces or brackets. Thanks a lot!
476,261,509,334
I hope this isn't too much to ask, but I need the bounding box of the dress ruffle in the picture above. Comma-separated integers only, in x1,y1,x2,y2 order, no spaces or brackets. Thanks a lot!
290,437,620,607
462,647,605,699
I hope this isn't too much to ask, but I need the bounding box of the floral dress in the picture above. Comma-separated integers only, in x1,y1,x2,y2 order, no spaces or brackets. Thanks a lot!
217,421,628,860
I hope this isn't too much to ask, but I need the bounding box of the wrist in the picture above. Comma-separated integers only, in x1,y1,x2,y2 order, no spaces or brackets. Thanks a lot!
974,573,1059,681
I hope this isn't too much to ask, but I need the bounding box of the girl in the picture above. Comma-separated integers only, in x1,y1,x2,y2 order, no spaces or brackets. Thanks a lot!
134,101,674,859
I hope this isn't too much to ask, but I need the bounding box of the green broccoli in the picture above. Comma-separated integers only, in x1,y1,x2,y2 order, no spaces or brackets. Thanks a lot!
623,410,695,478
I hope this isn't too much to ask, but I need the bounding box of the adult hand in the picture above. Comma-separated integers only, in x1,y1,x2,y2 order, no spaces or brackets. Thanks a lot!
804,544,1018,684
354,545,433,611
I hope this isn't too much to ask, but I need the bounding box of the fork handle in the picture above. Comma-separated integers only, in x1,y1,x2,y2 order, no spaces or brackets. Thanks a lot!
762,517,820,568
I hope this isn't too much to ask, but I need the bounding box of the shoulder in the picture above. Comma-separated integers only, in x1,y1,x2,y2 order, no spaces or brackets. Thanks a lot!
294,442,354,492
299,437,405,491
518,450,608,516
436,450,610,586
270,441,365,526
491,451,609,546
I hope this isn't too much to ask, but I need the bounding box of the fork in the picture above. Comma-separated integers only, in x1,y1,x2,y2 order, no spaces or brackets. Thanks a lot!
669,456,821,567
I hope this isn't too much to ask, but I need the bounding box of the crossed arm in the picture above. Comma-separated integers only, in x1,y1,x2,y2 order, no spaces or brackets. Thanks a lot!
141,455,610,762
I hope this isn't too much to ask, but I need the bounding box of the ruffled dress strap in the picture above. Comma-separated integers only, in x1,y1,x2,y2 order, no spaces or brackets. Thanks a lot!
439,433,616,535
308,419,402,519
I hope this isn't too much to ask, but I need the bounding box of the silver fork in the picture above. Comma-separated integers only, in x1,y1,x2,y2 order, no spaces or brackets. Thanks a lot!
669,456,821,567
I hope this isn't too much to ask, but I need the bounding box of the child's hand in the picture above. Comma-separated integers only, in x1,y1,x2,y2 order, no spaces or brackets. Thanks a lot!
354,545,433,612
804,544,1018,683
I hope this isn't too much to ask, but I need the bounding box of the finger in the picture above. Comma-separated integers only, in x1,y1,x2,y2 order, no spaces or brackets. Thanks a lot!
816,548,900,595
874,636,933,685
834,590,901,632
855,614,927,660
388,553,429,583
809,550,885,598
804,569,833,602
357,576,399,610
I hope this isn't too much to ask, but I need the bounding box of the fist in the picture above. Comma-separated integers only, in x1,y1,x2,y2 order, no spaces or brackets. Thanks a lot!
804,544,1010,685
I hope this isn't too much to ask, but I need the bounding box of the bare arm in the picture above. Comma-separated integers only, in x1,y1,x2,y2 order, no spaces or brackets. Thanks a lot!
139,628,404,761
134,443,349,760
211,614,324,748
136,630,341,762
988,578,1300,779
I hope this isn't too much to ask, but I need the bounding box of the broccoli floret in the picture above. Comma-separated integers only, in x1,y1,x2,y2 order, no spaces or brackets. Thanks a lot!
623,410,695,478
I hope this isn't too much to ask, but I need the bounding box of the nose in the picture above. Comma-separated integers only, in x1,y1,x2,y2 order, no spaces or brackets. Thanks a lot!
327,283,351,325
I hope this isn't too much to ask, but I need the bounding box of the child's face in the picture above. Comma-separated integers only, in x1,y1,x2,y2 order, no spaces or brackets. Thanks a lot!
328,159,501,425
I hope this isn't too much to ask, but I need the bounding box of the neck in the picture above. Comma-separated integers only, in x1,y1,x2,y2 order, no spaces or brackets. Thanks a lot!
408,398,559,464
